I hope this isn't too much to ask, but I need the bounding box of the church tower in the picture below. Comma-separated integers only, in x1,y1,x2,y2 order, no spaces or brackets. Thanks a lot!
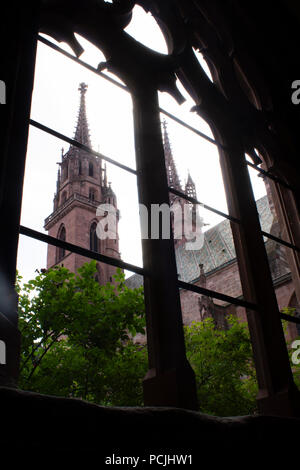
44,83,120,284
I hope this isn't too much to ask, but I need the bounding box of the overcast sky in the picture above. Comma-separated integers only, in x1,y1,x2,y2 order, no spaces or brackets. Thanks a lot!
17,5,266,283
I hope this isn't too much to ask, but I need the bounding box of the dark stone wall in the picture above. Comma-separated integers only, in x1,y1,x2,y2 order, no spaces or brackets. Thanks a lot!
0,386,299,465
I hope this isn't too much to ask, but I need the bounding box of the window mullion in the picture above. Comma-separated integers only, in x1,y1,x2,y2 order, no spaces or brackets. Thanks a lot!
218,136,298,415
131,86,198,410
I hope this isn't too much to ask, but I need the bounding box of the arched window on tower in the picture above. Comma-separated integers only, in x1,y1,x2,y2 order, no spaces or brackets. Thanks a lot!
90,221,98,252
56,225,66,262
89,162,94,177
79,160,82,175
89,188,96,201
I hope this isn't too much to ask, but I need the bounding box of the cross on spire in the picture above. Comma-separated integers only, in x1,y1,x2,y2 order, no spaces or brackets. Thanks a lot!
78,82,88,95
74,82,92,148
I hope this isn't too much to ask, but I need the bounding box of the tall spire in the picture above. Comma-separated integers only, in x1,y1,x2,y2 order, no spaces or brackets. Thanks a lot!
162,120,182,191
74,82,92,148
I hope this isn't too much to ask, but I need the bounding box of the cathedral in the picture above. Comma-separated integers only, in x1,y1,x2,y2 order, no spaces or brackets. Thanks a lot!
44,82,299,342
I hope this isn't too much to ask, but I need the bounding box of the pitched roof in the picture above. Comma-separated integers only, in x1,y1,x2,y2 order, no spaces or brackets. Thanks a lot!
125,194,274,288
176,194,273,282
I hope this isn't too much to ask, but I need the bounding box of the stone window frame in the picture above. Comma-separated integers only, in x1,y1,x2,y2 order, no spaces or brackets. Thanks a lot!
2,1,300,413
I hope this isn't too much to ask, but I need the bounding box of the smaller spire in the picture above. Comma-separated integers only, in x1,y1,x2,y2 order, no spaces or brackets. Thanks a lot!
185,172,197,200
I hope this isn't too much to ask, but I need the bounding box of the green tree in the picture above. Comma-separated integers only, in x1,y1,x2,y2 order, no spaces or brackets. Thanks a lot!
17,263,269,414
281,307,300,389
17,261,147,405
184,317,258,416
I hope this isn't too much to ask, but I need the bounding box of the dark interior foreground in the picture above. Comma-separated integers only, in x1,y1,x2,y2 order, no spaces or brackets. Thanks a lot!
1,386,300,464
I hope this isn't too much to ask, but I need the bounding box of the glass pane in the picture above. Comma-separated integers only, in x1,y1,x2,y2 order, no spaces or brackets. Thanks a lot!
17,234,48,283
124,4,168,54
103,164,143,271
245,158,299,318
173,200,249,303
246,160,293,245
160,114,228,218
181,299,258,416
16,235,147,406
281,309,300,390
21,124,143,285
159,76,215,141
31,40,135,170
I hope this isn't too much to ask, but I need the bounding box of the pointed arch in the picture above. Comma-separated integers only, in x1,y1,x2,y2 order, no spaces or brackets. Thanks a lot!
56,224,66,262
89,187,96,201
90,221,99,252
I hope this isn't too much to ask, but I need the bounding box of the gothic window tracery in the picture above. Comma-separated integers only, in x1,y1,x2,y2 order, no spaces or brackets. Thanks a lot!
89,188,96,201
90,221,98,252
57,225,66,262
9,0,299,413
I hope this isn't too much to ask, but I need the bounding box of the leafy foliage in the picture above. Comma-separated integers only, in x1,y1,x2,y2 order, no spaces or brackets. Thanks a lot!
281,307,300,389
19,263,300,416
184,317,258,416
17,261,147,405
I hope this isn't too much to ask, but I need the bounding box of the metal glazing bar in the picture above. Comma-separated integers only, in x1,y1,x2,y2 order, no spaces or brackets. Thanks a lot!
38,35,128,92
246,160,294,191
19,225,145,275
168,187,241,223
261,231,300,253
29,119,137,176
280,312,300,325
19,226,262,312
178,279,258,310
159,108,223,148
38,36,297,192
179,279,300,325
37,35,222,149
169,188,300,253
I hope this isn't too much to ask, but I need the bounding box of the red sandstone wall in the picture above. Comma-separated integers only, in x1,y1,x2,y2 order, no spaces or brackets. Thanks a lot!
179,258,298,342
180,290,200,325
206,262,242,306
46,204,119,284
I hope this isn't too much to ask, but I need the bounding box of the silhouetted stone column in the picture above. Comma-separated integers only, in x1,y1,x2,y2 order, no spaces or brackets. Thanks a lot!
177,43,300,416
0,1,39,386
216,132,300,417
266,173,300,305
132,86,198,410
